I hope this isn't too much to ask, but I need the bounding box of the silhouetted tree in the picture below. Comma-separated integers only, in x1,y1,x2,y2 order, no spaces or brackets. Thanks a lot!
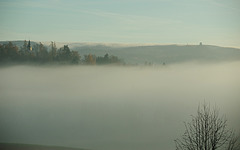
0,41,124,65
96,53,109,64
0,42,19,61
175,103,239,150
33,43,40,57
38,42,48,62
227,133,240,150
19,40,28,56
71,51,80,64
49,41,57,61
96,53,122,65
0,44,3,59
57,45,71,61
104,53,109,60
19,40,33,61
27,40,31,51
109,55,121,64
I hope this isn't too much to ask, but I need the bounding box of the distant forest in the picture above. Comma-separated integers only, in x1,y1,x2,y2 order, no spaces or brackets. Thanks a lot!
0,41,123,65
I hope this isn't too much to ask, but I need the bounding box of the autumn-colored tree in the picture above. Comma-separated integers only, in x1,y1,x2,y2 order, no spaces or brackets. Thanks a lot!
110,55,121,64
84,54,96,65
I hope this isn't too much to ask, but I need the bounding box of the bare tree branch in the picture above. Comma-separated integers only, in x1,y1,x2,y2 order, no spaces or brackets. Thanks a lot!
175,102,239,150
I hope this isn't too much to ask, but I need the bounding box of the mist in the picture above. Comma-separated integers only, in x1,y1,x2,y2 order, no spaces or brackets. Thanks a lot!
0,62,240,150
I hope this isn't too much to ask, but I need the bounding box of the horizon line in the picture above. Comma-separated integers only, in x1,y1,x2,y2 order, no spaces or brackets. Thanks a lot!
0,40,240,49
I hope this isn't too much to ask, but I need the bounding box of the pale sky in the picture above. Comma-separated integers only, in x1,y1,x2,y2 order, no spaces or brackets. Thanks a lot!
0,0,239,47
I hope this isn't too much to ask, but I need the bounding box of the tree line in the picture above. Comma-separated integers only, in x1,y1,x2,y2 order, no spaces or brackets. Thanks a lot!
0,41,123,65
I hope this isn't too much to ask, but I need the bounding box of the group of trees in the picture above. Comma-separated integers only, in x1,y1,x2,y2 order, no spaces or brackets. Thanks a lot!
84,53,122,65
175,103,240,150
0,41,79,64
0,41,122,65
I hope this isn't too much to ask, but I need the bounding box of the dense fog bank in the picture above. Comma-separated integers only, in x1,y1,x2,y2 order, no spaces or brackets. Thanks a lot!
0,62,239,150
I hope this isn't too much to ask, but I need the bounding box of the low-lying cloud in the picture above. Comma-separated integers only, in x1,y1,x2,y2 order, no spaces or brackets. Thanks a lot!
0,62,240,150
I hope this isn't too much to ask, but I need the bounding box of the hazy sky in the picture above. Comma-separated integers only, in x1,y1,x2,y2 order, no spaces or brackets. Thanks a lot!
0,0,239,47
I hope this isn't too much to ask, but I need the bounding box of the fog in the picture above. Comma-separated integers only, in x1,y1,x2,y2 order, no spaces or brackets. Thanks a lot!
0,62,240,150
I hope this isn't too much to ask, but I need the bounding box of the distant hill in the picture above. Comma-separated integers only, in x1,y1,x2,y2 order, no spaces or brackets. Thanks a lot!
1,41,240,65
70,44,240,65
0,143,88,150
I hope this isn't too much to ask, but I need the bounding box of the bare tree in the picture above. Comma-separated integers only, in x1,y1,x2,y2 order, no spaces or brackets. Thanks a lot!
175,103,239,150
227,133,240,150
